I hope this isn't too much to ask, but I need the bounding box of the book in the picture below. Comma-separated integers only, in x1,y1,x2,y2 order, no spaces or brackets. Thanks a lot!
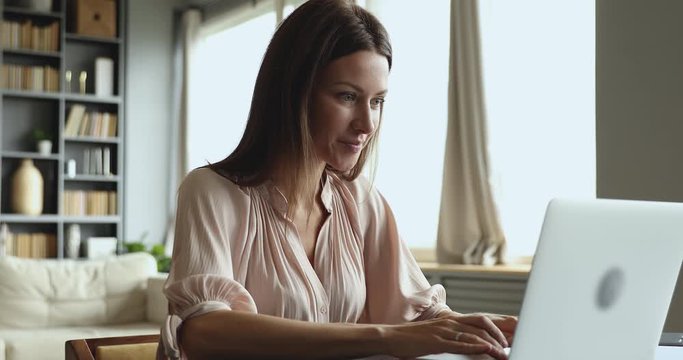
93,147,103,175
103,147,111,175
109,114,118,137
101,112,110,138
108,191,117,215
78,112,90,136
83,148,90,174
65,104,86,136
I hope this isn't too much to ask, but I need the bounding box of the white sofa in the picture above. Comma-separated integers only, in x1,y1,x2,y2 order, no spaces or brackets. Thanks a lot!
0,252,168,360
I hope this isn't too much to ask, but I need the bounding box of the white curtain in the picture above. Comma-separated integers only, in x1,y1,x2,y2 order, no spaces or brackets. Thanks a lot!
436,0,506,265
164,9,202,255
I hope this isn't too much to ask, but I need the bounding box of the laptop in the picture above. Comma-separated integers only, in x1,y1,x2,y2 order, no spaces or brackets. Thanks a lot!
660,264,683,347
419,198,683,360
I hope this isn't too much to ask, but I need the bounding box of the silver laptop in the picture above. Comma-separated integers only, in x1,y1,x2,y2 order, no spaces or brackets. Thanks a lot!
660,264,683,347
507,198,683,360
413,198,683,360
418,198,683,360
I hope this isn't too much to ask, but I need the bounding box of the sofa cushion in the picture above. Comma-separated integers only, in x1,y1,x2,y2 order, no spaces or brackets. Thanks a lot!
0,322,160,360
0,253,157,328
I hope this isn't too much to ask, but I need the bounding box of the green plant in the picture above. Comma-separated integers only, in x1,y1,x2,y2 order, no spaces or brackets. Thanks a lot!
124,242,146,253
124,232,172,273
31,128,51,142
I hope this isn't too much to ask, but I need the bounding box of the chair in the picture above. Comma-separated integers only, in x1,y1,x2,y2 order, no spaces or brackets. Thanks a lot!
65,334,160,360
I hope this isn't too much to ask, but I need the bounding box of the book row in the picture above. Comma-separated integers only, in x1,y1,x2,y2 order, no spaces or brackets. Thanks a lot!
1,231,57,259
64,190,117,216
65,105,118,138
1,64,59,91
78,146,114,176
1,20,60,52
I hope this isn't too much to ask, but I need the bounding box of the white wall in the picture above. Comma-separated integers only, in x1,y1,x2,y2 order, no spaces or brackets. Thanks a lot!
597,0,683,332
125,0,183,245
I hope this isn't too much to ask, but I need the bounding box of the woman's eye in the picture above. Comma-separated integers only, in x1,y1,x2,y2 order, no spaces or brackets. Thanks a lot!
340,93,356,102
371,97,385,108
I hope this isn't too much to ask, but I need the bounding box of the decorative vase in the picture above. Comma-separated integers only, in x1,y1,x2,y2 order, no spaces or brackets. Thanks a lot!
0,223,9,257
11,159,44,215
37,140,52,156
66,224,81,259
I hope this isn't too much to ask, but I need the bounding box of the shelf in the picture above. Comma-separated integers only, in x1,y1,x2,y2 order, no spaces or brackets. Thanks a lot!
65,174,120,182
64,93,121,104
0,214,60,223
63,216,121,224
1,89,60,100
3,6,62,19
2,48,61,58
1,151,60,160
2,0,126,260
65,33,121,45
64,136,120,144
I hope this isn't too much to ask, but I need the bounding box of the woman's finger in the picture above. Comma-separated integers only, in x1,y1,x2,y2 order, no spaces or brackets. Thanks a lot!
442,340,508,360
492,315,518,333
505,334,514,347
455,323,506,350
458,314,508,348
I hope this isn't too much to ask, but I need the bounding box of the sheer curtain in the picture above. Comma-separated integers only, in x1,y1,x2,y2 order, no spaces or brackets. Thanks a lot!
164,8,201,255
436,0,505,265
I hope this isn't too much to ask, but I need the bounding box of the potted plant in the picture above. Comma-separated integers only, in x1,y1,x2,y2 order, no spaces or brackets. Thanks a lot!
124,232,172,273
32,129,52,156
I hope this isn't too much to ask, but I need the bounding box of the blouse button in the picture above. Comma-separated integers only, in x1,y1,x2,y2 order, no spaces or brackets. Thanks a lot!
320,306,327,315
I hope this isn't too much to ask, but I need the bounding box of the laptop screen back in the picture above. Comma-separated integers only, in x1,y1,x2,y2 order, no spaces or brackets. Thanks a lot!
662,264,683,346
510,199,683,360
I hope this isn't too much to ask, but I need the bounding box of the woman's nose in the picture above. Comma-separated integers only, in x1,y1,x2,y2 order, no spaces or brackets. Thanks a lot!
352,103,376,134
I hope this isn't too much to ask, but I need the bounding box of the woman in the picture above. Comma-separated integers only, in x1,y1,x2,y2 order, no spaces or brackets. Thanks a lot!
160,0,516,359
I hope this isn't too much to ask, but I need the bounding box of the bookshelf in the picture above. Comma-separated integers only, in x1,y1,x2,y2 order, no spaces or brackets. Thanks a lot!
0,0,126,259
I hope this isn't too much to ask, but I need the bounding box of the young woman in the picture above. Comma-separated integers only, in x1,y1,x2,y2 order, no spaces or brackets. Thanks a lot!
159,1,516,359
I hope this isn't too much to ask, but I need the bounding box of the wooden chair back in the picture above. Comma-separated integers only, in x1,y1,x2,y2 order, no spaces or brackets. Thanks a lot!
65,334,160,360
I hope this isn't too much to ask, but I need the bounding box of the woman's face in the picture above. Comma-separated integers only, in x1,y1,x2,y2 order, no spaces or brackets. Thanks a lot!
309,50,389,172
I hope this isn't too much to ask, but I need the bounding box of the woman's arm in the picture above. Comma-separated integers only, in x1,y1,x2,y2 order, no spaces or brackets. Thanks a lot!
180,311,382,359
180,310,507,360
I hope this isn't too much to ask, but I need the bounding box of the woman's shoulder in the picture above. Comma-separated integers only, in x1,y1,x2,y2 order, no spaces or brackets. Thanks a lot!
179,167,250,199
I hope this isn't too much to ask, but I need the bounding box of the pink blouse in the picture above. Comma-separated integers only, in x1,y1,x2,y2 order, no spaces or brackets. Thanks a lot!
159,168,450,359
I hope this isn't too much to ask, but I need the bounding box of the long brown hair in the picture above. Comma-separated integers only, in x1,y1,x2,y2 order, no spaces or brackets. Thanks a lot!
208,0,392,213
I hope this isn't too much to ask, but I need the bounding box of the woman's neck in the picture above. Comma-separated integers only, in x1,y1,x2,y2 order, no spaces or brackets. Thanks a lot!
271,161,326,212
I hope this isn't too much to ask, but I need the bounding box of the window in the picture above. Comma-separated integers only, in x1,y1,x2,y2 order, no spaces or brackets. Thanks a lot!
479,0,596,258
363,1,450,250
188,8,275,171
188,1,304,172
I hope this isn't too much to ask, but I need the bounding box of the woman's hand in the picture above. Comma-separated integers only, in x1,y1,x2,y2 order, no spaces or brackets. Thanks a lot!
437,311,518,348
381,316,510,360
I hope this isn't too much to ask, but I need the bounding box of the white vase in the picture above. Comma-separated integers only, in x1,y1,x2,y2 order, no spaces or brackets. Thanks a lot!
0,223,9,257
66,224,81,259
37,140,52,156
11,159,44,215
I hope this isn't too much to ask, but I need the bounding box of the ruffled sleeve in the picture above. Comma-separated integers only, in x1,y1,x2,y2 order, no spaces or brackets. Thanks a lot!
349,177,451,324
158,168,258,360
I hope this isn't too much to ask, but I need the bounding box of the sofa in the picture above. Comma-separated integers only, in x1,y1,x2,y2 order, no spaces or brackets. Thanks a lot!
0,252,168,360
